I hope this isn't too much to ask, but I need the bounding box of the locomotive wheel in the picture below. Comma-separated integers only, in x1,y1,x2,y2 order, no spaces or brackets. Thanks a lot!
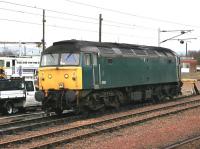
109,96,120,109
168,88,175,99
154,92,165,103
116,91,126,105
87,95,104,111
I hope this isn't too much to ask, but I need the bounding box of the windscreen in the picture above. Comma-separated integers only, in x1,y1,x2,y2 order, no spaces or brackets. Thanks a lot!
41,54,59,66
60,53,79,65
40,53,79,66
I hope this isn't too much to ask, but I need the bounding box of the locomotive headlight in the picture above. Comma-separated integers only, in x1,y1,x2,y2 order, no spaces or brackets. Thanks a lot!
64,74,69,79
59,82,64,89
48,74,52,79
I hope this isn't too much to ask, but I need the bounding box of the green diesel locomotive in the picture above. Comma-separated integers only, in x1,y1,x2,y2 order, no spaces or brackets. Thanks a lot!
35,40,182,114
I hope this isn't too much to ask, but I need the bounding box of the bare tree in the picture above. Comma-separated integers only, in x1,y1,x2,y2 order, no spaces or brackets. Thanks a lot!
0,49,17,56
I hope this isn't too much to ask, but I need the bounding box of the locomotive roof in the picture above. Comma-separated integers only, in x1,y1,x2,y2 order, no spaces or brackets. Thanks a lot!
43,39,176,56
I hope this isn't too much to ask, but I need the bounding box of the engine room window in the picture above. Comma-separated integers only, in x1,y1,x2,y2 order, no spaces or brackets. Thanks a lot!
165,52,174,57
146,50,157,56
134,49,146,56
41,54,59,66
84,54,91,66
60,53,79,65
157,51,167,57
120,48,135,56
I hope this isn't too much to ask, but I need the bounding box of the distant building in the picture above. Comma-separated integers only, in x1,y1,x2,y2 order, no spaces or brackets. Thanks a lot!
180,57,197,73
0,56,40,79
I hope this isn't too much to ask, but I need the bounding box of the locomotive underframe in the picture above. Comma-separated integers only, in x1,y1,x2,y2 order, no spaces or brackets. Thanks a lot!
40,82,182,114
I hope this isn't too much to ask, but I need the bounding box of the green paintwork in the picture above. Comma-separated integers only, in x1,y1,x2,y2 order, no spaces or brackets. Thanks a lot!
82,54,178,89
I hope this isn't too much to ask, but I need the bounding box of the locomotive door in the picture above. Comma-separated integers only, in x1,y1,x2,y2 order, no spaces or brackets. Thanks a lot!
92,53,99,89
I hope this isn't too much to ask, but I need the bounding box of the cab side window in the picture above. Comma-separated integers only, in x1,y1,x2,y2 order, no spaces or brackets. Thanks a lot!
84,54,91,66
93,54,97,66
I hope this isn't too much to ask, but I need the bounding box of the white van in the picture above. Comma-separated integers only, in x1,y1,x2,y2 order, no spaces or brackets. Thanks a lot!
0,78,41,114
23,80,41,108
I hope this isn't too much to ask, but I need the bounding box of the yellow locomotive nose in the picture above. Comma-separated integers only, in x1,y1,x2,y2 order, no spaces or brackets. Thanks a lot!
38,66,82,90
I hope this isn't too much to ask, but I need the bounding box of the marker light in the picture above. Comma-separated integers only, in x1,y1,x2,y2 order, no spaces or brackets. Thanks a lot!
48,74,52,79
64,74,69,79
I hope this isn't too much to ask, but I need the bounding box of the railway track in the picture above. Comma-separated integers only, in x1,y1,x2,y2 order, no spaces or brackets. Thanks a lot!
0,110,76,135
0,111,44,124
0,95,193,135
163,135,200,149
0,95,200,148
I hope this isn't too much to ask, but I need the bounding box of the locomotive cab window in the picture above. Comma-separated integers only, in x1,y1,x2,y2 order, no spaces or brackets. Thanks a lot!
41,53,59,66
60,53,79,65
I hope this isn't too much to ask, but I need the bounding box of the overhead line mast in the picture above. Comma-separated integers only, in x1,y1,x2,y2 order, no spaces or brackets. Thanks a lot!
99,14,103,42
42,9,46,51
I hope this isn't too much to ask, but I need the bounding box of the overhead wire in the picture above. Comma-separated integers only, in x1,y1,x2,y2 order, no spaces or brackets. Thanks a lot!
1,0,195,30
0,7,42,16
0,17,156,39
1,0,190,41
0,0,97,20
0,0,193,28
1,0,200,30
0,7,98,25
63,0,200,28
104,19,156,30
0,6,156,31
0,18,97,33
103,31,155,39
47,24,97,33
0,18,41,26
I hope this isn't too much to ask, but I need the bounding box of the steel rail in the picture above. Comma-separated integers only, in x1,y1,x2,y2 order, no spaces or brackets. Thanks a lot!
0,111,44,124
0,95,193,135
28,100,200,149
0,96,200,148
163,135,200,149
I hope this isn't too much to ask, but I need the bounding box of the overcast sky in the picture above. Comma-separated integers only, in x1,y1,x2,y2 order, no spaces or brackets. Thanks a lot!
0,0,200,54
